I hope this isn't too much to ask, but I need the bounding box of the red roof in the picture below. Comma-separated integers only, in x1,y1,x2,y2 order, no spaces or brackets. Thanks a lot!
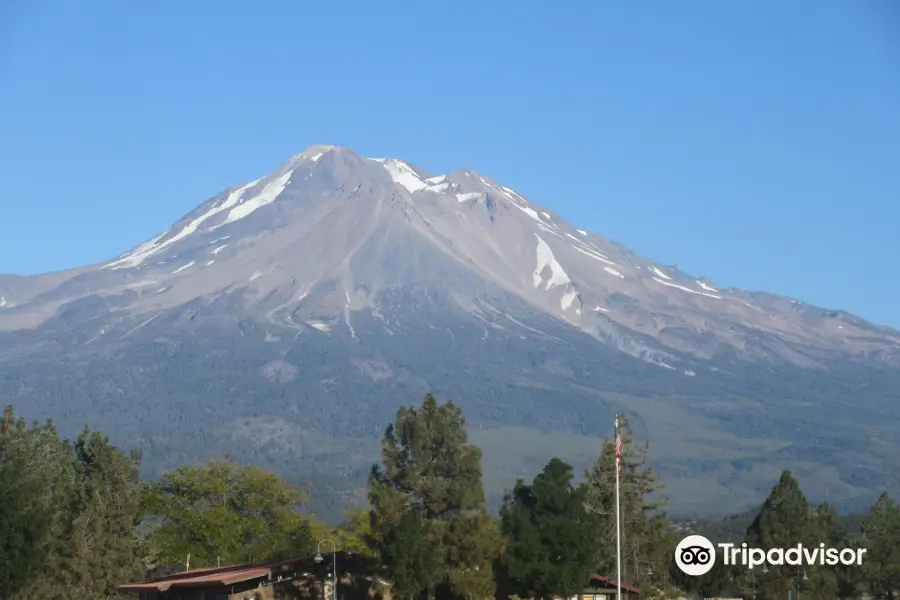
590,574,641,594
118,554,323,593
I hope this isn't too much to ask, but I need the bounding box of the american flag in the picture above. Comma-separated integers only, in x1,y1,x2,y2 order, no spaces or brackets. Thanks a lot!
615,430,623,475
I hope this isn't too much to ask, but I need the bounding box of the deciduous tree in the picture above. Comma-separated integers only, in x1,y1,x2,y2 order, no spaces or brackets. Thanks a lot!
142,456,314,568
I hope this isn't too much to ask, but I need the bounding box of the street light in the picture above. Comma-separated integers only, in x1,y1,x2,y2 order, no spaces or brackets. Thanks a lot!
752,565,769,600
796,568,808,600
315,539,337,600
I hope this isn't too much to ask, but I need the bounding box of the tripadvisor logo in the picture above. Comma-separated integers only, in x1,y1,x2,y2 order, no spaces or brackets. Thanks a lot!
675,535,867,576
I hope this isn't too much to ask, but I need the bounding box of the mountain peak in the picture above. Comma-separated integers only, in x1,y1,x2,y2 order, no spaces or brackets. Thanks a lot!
4,144,898,371
290,144,342,162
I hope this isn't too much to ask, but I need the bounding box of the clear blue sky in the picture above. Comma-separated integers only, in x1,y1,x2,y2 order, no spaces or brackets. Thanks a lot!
1,0,898,328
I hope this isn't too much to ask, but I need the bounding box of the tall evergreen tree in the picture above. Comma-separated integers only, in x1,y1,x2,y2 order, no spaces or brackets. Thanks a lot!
369,394,501,600
381,506,442,600
53,429,146,600
805,502,854,599
0,406,77,600
2,408,147,600
499,458,597,599
859,492,900,600
744,470,814,600
0,406,74,599
584,415,670,592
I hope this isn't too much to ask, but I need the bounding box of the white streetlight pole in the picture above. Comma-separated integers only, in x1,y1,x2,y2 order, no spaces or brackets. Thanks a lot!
315,539,337,600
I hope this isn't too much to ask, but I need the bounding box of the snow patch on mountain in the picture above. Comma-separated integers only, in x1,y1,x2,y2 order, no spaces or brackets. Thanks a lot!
211,245,228,256
457,192,482,203
649,266,671,280
425,175,446,184
533,234,571,291
560,289,579,310
171,261,195,275
223,170,294,224
518,205,543,222
103,179,262,269
378,159,428,193
537,224,562,239
604,267,625,278
572,246,617,266
697,281,718,292
577,230,587,235
0,296,11,308
653,277,722,299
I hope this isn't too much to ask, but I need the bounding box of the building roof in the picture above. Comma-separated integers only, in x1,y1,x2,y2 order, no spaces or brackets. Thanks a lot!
118,552,349,593
590,574,641,594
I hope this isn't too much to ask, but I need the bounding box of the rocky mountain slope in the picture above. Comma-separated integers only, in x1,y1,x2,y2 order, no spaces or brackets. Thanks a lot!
1,145,897,519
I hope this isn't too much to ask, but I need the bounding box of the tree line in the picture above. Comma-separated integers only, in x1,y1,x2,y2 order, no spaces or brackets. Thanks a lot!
1,396,898,600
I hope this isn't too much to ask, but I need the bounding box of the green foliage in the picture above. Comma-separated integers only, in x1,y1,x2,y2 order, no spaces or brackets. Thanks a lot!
0,405,145,600
499,458,596,599
0,406,75,597
859,492,900,598
743,470,815,599
336,507,379,556
55,429,146,599
369,393,502,600
380,506,442,600
3,390,897,600
802,502,851,598
5,297,899,524
142,456,315,568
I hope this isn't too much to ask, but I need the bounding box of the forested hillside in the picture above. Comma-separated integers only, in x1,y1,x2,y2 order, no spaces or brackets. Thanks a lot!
2,396,898,600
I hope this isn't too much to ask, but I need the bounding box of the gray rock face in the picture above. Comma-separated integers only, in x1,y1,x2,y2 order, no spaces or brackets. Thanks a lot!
1,145,897,519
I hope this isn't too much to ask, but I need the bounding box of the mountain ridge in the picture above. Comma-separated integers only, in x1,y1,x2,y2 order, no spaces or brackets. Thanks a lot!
0,144,897,520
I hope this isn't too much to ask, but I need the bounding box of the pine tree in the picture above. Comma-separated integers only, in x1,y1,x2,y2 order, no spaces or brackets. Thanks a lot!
584,415,670,592
744,470,814,600
71,430,146,598
499,458,597,599
2,409,146,600
804,501,855,599
381,506,442,600
0,406,77,599
859,492,900,599
369,394,502,600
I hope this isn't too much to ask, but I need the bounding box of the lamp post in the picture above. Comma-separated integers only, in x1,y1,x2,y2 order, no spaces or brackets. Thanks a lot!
315,539,337,600
643,562,656,596
751,564,768,600
796,567,808,600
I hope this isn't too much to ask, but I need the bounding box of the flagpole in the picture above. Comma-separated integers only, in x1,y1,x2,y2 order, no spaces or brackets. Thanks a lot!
615,414,622,600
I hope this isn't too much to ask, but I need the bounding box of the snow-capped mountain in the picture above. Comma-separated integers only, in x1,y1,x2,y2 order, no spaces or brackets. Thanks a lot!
2,144,896,368
1,145,897,518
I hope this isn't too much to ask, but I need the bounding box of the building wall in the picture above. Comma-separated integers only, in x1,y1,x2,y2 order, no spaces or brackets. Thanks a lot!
226,572,391,600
